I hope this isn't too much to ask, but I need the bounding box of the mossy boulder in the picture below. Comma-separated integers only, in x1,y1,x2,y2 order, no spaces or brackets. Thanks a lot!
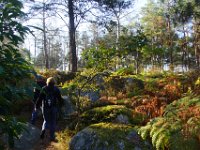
79,105,147,129
70,123,152,150
104,75,144,96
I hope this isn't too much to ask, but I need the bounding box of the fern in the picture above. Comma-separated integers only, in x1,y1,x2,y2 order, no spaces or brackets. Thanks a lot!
150,119,163,136
151,127,168,147
187,117,200,135
138,124,151,139
150,125,158,137
156,134,169,150
150,118,166,137
139,96,200,150
169,120,182,132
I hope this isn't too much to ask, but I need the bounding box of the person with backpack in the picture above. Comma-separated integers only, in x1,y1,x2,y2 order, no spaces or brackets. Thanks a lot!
31,74,46,125
35,77,63,142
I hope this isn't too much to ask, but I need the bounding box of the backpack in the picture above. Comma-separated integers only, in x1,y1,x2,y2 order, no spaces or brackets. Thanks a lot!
44,87,57,108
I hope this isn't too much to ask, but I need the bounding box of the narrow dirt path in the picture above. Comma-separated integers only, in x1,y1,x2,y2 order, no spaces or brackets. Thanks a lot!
32,117,66,150
14,99,73,150
18,103,66,150
33,138,61,150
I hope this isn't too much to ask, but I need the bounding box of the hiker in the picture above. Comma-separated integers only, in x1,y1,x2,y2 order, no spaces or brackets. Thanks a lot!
35,77,63,142
31,75,46,125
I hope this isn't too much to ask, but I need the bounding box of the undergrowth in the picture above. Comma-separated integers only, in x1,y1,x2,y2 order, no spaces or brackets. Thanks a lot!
78,105,147,130
59,69,200,149
138,96,200,150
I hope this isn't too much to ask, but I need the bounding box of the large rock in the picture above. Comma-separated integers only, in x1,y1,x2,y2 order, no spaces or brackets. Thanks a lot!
115,114,129,124
80,90,100,102
14,123,40,150
69,128,98,150
62,96,76,118
69,123,152,150
2,123,40,150
125,78,144,90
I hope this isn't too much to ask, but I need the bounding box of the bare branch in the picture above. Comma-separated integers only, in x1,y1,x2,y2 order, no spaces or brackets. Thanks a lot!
55,11,69,27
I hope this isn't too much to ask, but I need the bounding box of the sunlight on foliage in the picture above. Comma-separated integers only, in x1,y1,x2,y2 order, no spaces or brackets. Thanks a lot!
79,105,146,130
56,129,75,150
138,96,200,150
39,69,75,85
89,123,137,149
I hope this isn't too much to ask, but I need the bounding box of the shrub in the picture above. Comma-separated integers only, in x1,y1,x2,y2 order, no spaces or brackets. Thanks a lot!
104,76,125,96
195,77,200,94
102,74,145,97
114,66,135,76
124,76,144,97
0,0,34,148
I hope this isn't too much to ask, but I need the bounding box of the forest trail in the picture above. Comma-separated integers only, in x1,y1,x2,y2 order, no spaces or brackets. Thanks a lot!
33,138,61,150
18,104,66,150
32,115,66,150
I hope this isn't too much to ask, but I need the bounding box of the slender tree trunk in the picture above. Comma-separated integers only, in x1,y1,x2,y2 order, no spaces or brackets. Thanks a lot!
186,30,190,70
181,49,185,72
135,49,139,74
166,14,173,68
43,2,49,69
48,38,51,68
34,37,37,64
183,24,189,71
115,15,120,69
181,25,187,72
194,19,200,69
116,16,120,49
68,0,77,72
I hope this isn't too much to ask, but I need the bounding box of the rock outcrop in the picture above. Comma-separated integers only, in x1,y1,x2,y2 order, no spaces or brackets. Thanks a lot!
69,123,152,150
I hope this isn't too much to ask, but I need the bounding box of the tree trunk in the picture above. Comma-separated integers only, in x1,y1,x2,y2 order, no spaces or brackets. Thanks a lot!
135,49,139,74
68,0,77,72
194,19,200,69
116,16,120,50
43,2,49,69
34,37,37,64
166,14,173,68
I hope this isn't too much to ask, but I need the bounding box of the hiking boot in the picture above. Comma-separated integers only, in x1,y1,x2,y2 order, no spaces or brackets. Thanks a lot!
40,130,45,139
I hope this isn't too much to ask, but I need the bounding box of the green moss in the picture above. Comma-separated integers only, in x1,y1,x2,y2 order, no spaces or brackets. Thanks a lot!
89,123,135,149
90,122,133,138
87,122,151,150
81,105,129,124
80,105,146,130
116,99,126,104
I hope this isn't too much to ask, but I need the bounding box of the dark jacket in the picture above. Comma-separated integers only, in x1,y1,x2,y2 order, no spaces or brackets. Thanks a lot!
36,85,63,109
